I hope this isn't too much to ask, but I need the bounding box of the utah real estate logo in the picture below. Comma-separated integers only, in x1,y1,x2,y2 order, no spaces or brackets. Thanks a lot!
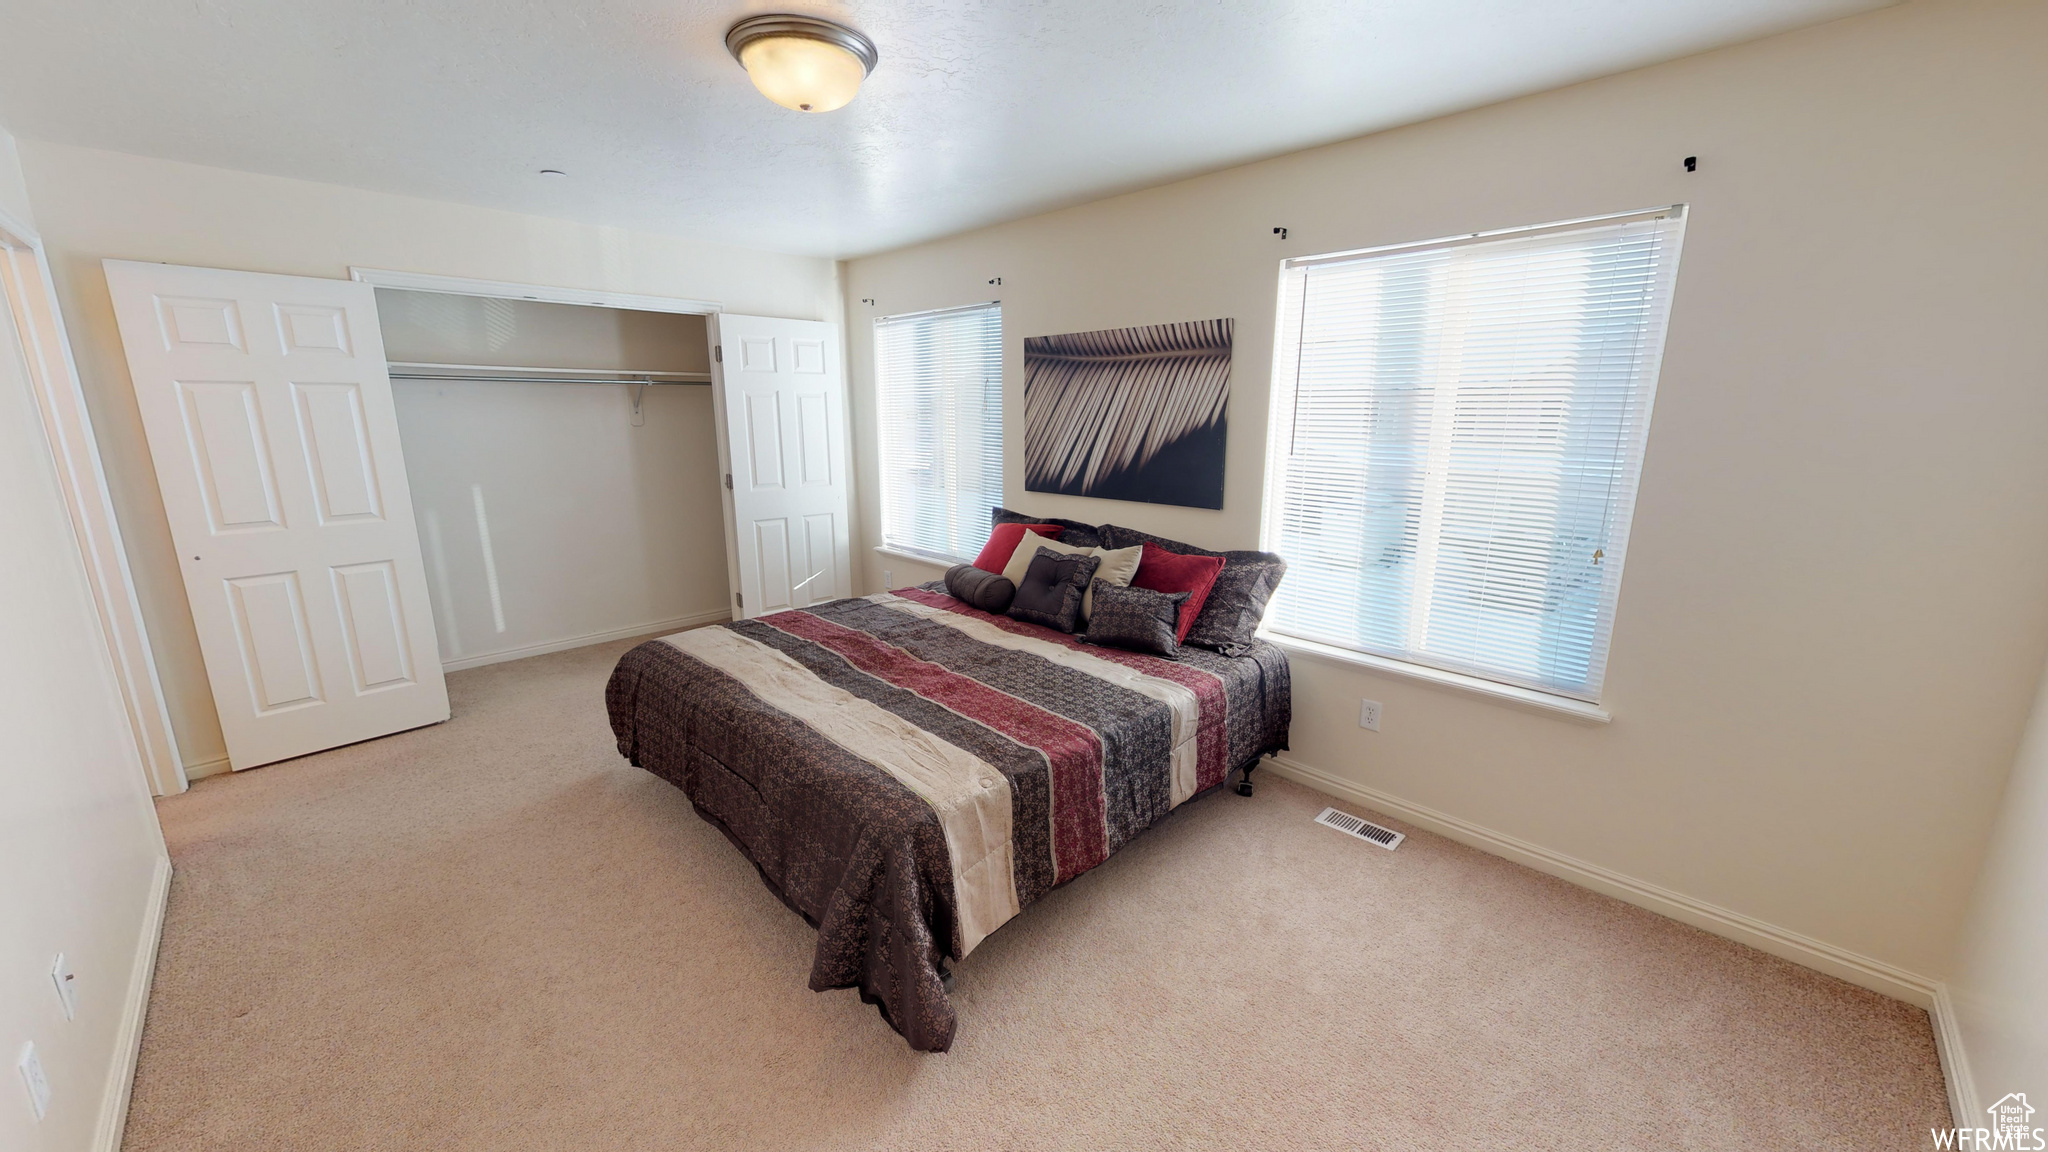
1933,1093,2043,1150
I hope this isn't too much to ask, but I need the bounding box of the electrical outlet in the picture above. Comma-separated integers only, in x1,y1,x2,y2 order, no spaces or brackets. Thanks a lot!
51,954,77,1021
1358,699,1382,732
883,568,893,590
18,1042,49,1121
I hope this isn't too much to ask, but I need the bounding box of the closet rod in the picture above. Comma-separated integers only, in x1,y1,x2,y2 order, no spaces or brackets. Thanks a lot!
386,360,712,386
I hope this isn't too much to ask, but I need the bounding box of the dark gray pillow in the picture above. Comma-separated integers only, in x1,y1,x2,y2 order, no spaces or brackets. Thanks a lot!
944,564,1015,614
1098,525,1286,656
1084,580,1189,658
993,506,1106,550
1005,547,1100,634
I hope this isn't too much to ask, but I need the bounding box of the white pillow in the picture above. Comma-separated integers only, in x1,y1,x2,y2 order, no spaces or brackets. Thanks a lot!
1083,544,1142,620
1001,529,1087,587
1000,530,1143,622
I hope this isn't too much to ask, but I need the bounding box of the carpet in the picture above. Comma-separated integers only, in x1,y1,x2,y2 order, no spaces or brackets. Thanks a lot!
125,634,1951,1150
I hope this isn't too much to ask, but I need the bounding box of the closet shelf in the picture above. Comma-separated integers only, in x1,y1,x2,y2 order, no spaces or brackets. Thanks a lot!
386,360,712,385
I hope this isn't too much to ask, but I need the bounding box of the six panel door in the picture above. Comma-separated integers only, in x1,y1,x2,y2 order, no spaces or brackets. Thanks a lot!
105,260,449,770
709,314,851,620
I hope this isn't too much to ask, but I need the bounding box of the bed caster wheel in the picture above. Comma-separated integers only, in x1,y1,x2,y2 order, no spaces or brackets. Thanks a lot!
1236,779,1255,797
939,964,955,992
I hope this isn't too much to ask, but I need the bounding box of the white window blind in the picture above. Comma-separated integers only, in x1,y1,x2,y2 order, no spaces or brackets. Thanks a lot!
1262,207,1685,702
875,301,1004,563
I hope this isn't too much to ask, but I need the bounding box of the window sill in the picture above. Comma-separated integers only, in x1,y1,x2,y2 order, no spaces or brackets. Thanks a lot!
872,544,966,570
1260,632,1612,725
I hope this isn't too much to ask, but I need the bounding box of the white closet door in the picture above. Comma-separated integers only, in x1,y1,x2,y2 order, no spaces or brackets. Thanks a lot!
709,314,850,619
105,260,448,770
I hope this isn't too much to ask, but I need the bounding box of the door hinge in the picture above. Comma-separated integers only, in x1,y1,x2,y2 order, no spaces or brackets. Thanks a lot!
724,473,733,490
714,345,722,362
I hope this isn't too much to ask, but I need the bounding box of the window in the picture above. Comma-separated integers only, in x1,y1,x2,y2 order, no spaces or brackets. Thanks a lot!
875,301,1004,563
1262,207,1685,702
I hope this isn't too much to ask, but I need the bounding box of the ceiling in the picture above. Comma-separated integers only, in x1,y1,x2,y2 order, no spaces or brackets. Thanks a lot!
0,0,1887,259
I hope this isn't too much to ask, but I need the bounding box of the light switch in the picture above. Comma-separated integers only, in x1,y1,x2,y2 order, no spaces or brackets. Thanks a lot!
51,954,78,1020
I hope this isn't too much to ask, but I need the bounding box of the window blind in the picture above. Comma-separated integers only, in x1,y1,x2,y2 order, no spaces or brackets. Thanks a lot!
875,301,1004,564
1262,207,1685,701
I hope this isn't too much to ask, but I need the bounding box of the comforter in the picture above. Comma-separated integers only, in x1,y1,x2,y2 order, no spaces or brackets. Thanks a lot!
605,586,1291,1051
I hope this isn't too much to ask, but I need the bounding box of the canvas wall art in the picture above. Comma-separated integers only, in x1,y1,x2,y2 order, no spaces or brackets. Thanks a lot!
1022,318,1231,509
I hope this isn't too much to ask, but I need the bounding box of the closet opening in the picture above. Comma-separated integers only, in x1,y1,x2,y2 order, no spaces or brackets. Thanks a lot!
374,288,732,671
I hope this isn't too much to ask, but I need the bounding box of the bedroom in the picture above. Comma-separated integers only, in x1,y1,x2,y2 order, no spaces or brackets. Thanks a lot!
1,0,2043,1148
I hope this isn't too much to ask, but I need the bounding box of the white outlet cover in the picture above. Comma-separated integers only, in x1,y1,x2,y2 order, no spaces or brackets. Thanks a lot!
18,1042,50,1121
51,954,78,1021
1358,699,1382,731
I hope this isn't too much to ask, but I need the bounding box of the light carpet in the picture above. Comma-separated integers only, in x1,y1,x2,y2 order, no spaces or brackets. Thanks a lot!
127,635,1951,1150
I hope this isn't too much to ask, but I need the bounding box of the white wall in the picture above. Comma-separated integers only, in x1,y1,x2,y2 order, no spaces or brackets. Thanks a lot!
0,124,168,1152
393,380,730,668
844,0,2048,987
378,292,730,669
1947,658,2048,1115
12,139,842,778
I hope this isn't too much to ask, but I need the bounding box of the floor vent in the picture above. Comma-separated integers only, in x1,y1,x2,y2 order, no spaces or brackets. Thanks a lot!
1314,807,1404,850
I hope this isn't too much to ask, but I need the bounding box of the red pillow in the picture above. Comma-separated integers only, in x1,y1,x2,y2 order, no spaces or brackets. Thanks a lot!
972,523,1064,574
1131,542,1226,643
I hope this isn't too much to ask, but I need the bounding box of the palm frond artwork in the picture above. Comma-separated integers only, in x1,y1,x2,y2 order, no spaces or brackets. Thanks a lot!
1022,318,1231,509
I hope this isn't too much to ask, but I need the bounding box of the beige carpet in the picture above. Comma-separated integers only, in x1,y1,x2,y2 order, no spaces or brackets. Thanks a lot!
128,635,1951,1151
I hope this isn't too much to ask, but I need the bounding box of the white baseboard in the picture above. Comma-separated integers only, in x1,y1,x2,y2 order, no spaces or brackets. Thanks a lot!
440,609,732,673
1930,982,1977,1128
180,754,231,781
1260,754,1941,1008
94,852,171,1152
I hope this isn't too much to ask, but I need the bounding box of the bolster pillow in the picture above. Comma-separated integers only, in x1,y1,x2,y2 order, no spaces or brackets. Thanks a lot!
945,564,1016,614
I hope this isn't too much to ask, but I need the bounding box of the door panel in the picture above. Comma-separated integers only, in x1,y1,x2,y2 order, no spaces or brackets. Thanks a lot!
226,571,321,712
332,561,414,691
107,260,449,769
292,382,384,522
753,518,793,613
746,392,784,489
710,314,850,619
180,380,285,531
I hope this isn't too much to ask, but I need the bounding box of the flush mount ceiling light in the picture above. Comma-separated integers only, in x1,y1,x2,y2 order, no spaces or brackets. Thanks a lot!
725,13,877,114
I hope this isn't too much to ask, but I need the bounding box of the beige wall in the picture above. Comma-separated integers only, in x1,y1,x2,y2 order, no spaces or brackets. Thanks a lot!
13,139,842,776
0,129,31,225
844,0,2048,983
0,124,168,1152
1949,657,2048,1111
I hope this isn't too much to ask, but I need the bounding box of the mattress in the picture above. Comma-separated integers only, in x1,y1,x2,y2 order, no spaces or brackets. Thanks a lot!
605,585,1291,1051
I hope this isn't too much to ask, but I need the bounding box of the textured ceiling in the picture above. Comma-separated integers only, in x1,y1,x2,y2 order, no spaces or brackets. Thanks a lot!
0,0,1887,258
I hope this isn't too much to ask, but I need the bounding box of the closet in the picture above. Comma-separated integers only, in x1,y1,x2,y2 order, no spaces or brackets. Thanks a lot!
374,289,730,670
105,260,850,772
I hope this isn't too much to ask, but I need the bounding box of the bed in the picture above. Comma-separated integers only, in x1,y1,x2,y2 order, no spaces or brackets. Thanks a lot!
605,584,1291,1051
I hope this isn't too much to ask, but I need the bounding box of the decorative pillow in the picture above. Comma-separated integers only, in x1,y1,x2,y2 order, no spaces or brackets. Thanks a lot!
1006,547,1101,634
1000,529,1090,588
1100,525,1287,655
944,564,1016,614
972,522,1064,574
1130,542,1226,644
1083,580,1189,658
993,506,1106,550
1082,543,1143,620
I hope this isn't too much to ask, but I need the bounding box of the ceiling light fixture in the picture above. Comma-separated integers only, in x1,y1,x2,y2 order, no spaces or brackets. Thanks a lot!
724,14,877,114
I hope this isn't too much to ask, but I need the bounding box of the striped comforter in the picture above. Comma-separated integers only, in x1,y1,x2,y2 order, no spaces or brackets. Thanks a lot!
606,586,1291,1051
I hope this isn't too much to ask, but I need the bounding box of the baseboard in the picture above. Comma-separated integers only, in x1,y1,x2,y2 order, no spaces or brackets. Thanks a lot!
94,852,171,1152
180,754,230,781
440,609,732,673
1930,982,1978,1128
1260,754,1941,1008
